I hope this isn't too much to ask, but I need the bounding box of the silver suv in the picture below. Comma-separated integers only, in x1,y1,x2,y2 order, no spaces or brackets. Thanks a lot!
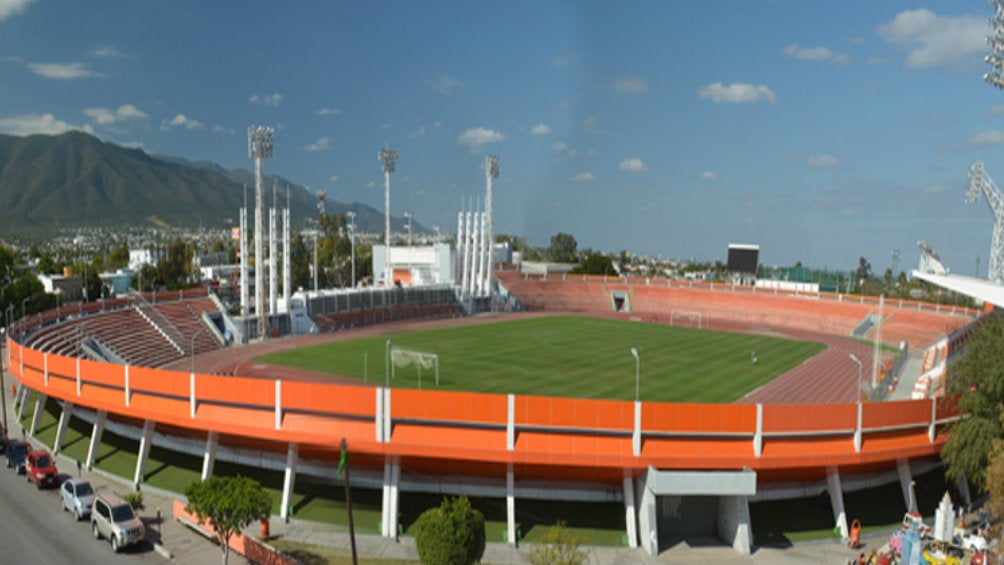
91,493,145,552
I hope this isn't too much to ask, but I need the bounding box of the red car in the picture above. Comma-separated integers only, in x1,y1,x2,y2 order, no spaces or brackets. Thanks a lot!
25,450,57,489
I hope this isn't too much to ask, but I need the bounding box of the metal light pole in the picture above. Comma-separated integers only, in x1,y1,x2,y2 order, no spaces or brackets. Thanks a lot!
849,353,863,394
404,212,413,248
379,148,397,286
249,125,275,339
630,347,640,402
346,211,357,288
485,155,499,299
21,297,29,324
385,338,392,388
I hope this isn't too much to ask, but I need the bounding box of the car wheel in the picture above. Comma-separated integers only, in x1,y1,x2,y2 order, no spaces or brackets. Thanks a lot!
111,535,120,553
92,522,101,540
61,498,66,512
74,507,81,521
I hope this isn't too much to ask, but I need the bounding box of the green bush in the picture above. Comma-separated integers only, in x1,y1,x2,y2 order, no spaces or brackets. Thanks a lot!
529,521,590,565
124,491,144,510
414,496,486,565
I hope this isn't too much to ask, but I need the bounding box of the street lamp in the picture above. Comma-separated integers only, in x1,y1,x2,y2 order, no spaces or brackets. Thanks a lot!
849,353,863,393
21,297,29,323
630,347,640,402
346,211,357,288
385,338,392,388
191,328,205,376
378,148,398,287
908,480,917,514
404,212,413,248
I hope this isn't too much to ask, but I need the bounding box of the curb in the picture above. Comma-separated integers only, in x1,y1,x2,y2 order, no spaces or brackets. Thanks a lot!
154,542,173,560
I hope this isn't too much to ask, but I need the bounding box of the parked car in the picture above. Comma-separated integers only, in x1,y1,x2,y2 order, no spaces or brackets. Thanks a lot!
25,449,57,489
5,440,29,473
91,494,145,553
60,478,95,521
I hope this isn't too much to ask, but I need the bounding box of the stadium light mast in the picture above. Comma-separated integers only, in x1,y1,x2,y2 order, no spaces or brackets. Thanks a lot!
975,1,1004,284
379,148,397,286
346,211,357,288
485,155,499,298
248,126,274,338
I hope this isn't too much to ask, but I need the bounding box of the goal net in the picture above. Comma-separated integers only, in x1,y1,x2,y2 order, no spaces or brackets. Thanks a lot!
669,310,703,329
391,347,440,388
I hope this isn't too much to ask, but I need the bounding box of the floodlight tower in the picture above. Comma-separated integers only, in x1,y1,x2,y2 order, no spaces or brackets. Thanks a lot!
379,148,398,286
248,125,274,338
485,155,499,297
967,162,1004,283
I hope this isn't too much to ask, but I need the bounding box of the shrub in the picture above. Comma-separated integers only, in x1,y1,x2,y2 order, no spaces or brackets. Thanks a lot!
124,491,144,510
414,496,486,565
529,520,590,565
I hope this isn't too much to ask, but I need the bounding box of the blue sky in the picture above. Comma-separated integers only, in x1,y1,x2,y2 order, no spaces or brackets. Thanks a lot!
2,1,1004,275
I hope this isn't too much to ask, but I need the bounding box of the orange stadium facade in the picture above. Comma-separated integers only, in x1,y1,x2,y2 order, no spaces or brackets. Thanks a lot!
5,278,979,555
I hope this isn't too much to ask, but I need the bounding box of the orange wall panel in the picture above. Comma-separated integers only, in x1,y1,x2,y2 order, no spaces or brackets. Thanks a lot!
762,403,856,433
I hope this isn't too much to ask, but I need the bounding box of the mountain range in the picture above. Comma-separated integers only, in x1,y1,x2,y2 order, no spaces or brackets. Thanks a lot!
0,131,413,238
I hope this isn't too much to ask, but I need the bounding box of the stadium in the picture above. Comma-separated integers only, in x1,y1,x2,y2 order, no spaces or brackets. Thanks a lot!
4,263,980,557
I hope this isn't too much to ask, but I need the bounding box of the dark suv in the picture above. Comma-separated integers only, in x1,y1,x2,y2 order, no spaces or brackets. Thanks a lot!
5,440,28,473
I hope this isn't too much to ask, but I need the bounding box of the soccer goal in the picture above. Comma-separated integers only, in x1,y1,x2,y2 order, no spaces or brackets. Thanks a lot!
391,347,440,388
669,310,703,329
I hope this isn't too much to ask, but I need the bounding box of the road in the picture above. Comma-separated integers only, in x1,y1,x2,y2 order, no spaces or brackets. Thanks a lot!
0,462,160,564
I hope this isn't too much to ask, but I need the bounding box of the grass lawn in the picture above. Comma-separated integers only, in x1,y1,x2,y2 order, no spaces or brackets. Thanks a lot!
255,315,826,403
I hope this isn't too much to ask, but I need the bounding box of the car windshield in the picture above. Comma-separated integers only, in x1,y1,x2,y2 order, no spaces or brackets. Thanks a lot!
76,483,93,496
35,455,50,467
111,504,135,522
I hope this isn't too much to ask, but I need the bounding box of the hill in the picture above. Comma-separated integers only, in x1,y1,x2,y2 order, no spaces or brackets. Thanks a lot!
0,131,415,237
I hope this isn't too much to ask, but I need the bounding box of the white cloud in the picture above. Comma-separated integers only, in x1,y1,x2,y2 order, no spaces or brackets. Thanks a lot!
318,107,340,116
698,82,777,105
27,62,102,79
0,113,92,135
700,170,718,181
84,104,147,125
0,0,33,21
782,44,850,66
91,45,122,59
408,125,427,139
304,137,329,152
249,93,283,106
989,105,1004,117
456,127,506,152
970,129,1004,146
531,123,552,136
424,74,462,95
877,9,985,69
619,158,647,172
329,174,339,183
807,154,839,167
160,113,203,130
570,171,596,182
549,141,568,153
611,75,650,94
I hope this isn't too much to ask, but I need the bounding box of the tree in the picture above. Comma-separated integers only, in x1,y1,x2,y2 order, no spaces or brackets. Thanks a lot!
571,252,615,276
184,475,272,565
414,496,486,565
529,520,590,565
548,232,578,263
854,256,872,285
943,315,1004,492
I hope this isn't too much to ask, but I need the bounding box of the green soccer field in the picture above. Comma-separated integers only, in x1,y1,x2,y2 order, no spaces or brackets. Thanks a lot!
255,315,826,403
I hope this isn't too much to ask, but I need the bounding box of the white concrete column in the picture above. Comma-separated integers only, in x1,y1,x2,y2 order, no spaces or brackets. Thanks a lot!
928,397,937,443
506,464,516,546
29,392,47,437
623,475,638,548
274,379,282,430
718,496,752,555
897,458,914,512
632,401,642,456
753,403,763,457
44,352,48,387
189,372,196,419
636,471,658,555
124,365,130,407
280,443,299,521
506,394,515,451
201,431,218,480
133,419,155,488
854,402,862,453
86,410,106,470
15,385,29,421
389,461,401,540
381,461,393,537
76,356,81,396
375,387,384,443
826,467,848,540
53,401,74,454
384,388,392,442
